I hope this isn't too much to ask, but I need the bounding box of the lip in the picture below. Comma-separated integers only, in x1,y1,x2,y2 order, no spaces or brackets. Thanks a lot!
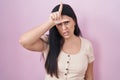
63,31,69,36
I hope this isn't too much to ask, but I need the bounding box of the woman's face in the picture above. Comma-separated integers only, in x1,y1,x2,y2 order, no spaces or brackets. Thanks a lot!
56,15,76,39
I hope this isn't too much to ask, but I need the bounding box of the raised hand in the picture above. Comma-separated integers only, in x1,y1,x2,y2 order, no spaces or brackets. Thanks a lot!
49,0,63,25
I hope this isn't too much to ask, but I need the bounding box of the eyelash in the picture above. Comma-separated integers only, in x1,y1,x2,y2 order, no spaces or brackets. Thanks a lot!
64,21,69,24
57,23,62,26
57,21,70,26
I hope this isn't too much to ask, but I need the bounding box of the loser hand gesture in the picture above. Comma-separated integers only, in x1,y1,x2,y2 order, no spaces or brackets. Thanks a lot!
49,0,63,25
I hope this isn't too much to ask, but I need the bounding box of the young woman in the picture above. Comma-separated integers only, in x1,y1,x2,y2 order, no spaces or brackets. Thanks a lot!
19,2,95,80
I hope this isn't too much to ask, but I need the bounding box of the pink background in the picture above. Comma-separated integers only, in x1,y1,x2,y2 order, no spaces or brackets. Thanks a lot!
0,0,120,80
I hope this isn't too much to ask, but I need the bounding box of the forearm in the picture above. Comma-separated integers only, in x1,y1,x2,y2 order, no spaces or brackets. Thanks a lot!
84,75,94,80
19,20,54,45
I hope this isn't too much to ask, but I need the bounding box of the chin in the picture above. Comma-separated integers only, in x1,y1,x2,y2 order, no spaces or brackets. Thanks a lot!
62,35,71,39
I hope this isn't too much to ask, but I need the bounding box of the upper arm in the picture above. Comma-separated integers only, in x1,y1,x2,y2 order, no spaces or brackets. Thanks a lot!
22,38,47,52
85,62,94,80
21,34,49,52
85,40,95,80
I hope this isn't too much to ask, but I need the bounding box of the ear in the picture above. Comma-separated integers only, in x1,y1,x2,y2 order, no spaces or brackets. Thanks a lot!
73,19,76,26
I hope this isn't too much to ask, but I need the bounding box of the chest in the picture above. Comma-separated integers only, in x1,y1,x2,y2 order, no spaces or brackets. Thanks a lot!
58,51,89,74
62,38,81,55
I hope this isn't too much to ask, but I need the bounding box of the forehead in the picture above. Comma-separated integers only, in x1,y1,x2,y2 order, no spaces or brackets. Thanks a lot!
59,15,73,23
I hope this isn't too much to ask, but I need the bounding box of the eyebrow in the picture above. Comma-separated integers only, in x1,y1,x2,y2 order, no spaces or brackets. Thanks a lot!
62,20,70,22
58,20,70,24
56,21,70,25
64,21,70,23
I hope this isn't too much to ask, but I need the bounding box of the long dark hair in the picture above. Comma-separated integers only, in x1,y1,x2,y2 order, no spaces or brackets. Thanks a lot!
45,4,82,78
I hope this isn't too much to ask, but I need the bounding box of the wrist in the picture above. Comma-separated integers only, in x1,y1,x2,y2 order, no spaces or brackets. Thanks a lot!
48,20,55,28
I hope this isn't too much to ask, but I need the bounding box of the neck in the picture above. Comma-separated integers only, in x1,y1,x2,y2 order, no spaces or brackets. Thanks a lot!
64,35,78,43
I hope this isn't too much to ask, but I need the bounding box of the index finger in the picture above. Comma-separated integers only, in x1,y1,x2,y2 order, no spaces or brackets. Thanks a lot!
58,0,63,13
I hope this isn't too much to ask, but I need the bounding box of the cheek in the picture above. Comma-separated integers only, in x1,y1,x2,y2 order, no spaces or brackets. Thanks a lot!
69,24,75,32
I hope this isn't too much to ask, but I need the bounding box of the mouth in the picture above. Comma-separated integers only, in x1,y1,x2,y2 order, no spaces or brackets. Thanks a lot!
63,31,69,36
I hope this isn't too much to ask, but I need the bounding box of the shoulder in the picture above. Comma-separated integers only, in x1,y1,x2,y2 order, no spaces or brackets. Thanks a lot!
81,37,93,49
81,37,95,63
80,36,94,55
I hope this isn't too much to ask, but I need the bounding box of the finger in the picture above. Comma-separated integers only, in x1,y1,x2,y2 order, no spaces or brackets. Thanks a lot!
50,13,55,20
53,13,57,20
58,0,63,14
56,12,60,20
52,12,58,20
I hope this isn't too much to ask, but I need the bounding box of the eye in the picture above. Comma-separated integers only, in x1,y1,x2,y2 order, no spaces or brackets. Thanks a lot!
56,23,62,27
64,21,70,25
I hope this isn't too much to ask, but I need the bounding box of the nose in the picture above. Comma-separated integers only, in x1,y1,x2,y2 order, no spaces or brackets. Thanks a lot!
61,24,67,30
